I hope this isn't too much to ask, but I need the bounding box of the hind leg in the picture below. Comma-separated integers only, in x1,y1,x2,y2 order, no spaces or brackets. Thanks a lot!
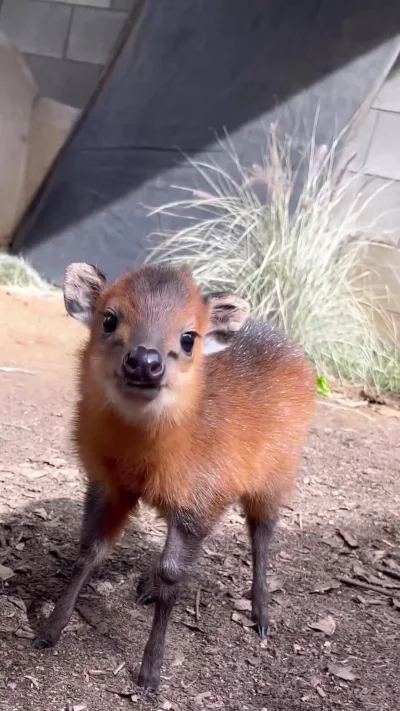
242,497,277,640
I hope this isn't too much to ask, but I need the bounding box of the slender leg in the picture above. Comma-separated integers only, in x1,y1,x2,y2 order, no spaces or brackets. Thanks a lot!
34,481,137,649
138,511,207,692
242,498,277,640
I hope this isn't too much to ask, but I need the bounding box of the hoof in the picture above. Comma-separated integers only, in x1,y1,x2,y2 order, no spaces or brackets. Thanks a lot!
136,578,156,606
33,636,53,650
256,624,269,640
136,593,156,606
138,671,160,693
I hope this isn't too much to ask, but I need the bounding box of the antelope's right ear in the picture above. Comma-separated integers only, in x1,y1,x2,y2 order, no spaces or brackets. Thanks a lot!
63,263,107,327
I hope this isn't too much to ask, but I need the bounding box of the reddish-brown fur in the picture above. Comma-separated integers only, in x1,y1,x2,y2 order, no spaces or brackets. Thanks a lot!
74,268,315,523
35,262,315,691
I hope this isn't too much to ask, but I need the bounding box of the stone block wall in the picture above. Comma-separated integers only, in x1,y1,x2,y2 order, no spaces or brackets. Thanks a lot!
0,0,133,108
343,56,400,244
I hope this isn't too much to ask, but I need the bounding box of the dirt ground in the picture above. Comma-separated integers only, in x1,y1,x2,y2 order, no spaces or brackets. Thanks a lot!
0,288,399,711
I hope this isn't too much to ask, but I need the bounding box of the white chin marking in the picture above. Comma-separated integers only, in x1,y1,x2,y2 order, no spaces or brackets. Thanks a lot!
103,381,178,423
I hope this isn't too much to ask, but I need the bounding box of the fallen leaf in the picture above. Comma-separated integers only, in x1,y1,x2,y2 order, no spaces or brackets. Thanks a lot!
384,558,400,575
309,615,336,636
76,604,101,627
194,691,212,704
311,582,340,594
42,457,67,468
20,469,47,481
267,574,285,593
231,611,255,628
107,688,136,698
14,628,35,640
181,621,204,633
0,564,15,582
24,676,39,689
337,528,359,549
0,621,19,633
33,508,48,521
171,653,185,668
327,663,357,681
96,621,109,635
73,706,87,711
233,598,252,612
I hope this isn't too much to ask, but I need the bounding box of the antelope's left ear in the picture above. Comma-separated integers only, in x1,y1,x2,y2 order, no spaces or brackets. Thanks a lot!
203,293,250,355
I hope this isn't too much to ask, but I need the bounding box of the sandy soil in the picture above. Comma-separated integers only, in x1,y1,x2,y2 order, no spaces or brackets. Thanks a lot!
0,288,399,711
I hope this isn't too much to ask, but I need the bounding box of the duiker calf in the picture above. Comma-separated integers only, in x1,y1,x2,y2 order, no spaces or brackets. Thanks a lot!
34,263,315,691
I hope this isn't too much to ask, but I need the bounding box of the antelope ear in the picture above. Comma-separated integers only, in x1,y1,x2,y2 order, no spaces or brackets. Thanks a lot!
203,292,250,355
63,263,106,327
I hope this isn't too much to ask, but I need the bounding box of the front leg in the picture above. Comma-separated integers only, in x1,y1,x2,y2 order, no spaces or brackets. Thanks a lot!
34,481,138,649
138,510,209,692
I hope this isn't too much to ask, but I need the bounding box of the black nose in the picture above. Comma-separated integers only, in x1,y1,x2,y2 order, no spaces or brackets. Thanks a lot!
122,346,165,385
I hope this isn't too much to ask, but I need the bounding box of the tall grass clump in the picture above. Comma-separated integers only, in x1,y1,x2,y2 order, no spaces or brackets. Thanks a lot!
0,252,56,296
148,125,400,396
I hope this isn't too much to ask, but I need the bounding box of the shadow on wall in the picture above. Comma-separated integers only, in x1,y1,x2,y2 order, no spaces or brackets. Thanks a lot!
0,32,79,250
11,0,400,284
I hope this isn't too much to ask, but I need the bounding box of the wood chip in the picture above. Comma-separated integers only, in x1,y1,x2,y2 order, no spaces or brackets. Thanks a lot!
113,661,126,676
195,589,201,623
0,367,36,375
338,575,400,600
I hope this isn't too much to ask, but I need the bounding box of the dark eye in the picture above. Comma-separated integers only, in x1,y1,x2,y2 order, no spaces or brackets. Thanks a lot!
103,311,118,334
180,331,196,355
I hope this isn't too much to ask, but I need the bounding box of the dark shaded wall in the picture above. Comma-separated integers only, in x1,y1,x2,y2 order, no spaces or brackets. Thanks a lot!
13,0,400,284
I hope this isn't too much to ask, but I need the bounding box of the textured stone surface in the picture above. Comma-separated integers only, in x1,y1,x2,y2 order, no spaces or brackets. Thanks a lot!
347,109,379,174
373,62,400,112
0,0,71,58
112,0,136,9
25,54,103,108
364,110,400,180
66,7,127,64
48,0,110,6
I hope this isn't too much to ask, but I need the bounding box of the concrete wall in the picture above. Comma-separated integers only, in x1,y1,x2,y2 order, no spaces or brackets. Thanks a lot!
338,55,400,345
0,32,79,247
343,56,400,243
12,0,400,286
0,0,133,108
